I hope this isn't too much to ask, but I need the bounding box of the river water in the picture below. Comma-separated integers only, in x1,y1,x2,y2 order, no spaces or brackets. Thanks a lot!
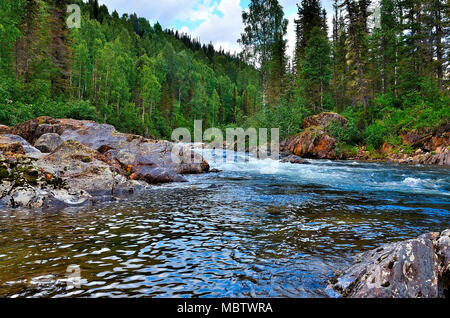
0,150,449,297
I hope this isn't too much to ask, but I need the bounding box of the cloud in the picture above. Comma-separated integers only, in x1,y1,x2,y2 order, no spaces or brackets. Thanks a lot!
186,0,244,54
99,0,336,57
286,11,297,61
98,0,206,26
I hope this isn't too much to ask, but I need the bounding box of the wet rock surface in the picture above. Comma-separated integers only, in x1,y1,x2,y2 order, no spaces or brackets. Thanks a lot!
0,117,210,209
280,154,310,164
329,230,450,298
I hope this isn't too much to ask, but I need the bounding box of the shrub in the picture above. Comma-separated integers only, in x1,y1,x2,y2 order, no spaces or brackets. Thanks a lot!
364,122,387,150
326,118,362,145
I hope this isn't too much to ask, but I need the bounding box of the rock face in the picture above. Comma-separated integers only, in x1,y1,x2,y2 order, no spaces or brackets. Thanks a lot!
281,112,348,160
330,230,450,298
283,127,338,159
303,112,348,130
387,147,450,166
385,122,450,166
0,117,210,209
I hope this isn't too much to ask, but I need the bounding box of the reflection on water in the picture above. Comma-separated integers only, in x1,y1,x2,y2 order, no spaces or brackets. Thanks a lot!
0,152,449,297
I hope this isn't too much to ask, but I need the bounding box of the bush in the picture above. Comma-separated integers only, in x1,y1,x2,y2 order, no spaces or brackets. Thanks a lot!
326,117,362,145
65,100,97,120
364,122,387,149
247,104,311,140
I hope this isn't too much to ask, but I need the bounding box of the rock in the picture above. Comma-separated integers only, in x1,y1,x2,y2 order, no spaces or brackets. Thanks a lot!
283,127,337,159
387,147,450,166
0,153,91,209
0,125,10,134
35,140,149,197
7,117,209,183
381,143,394,155
0,117,211,209
329,230,450,298
280,155,309,164
8,116,85,144
34,133,63,153
0,134,43,159
303,112,348,130
130,165,187,184
401,123,449,152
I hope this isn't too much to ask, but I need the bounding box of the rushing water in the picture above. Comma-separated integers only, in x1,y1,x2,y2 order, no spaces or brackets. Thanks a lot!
0,149,449,297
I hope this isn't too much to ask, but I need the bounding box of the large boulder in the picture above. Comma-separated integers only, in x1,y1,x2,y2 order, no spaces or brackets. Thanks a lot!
329,230,450,298
35,140,149,197
283,127,338,159
303,112,348,130
34,133,63,153
6,117,209,184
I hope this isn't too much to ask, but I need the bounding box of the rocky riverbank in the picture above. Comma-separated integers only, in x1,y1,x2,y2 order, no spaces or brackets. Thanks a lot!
0,117,209,209
329,230,450,298
281,112,450,166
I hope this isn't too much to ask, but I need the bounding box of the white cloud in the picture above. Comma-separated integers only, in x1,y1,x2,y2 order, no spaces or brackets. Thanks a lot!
185,0,244,54
98,0,203,26
286,11,297,61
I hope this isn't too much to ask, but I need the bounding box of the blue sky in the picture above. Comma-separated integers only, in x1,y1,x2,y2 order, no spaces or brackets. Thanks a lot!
98,0,335,58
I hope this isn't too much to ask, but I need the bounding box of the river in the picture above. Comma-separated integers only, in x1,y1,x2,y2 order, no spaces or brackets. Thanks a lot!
0,149,449,297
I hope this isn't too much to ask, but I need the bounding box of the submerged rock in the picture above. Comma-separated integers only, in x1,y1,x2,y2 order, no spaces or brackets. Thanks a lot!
329,230,450,298
280,154,309,164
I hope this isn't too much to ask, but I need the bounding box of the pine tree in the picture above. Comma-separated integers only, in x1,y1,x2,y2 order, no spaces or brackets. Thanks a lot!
49,0,72,96
299,27,332,111
294,0,327,75
343,0,371,108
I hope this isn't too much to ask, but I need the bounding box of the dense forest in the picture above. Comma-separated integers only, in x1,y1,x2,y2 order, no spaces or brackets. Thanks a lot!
0,0,449,153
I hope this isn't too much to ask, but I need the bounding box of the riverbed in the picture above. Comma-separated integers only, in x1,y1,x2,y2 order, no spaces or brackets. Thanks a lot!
0,150,449,297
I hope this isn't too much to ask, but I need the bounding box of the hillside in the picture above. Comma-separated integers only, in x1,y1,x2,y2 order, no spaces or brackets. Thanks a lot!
0,0,260,139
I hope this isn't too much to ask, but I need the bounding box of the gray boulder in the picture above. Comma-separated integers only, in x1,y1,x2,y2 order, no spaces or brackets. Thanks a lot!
329,230,450,298
34,133,63,153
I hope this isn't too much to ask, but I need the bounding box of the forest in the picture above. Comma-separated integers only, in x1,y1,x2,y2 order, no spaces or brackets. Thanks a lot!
0,0,449,154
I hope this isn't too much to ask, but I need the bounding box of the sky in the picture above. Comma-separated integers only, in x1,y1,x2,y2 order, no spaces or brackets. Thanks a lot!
98,0,335,58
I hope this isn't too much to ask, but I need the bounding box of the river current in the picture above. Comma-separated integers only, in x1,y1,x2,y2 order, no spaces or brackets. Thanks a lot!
0,149,449,297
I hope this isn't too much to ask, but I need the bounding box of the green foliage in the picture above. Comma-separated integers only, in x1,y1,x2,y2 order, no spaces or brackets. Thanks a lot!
326,118,362,145
364,122,388,150
246,104,310,140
